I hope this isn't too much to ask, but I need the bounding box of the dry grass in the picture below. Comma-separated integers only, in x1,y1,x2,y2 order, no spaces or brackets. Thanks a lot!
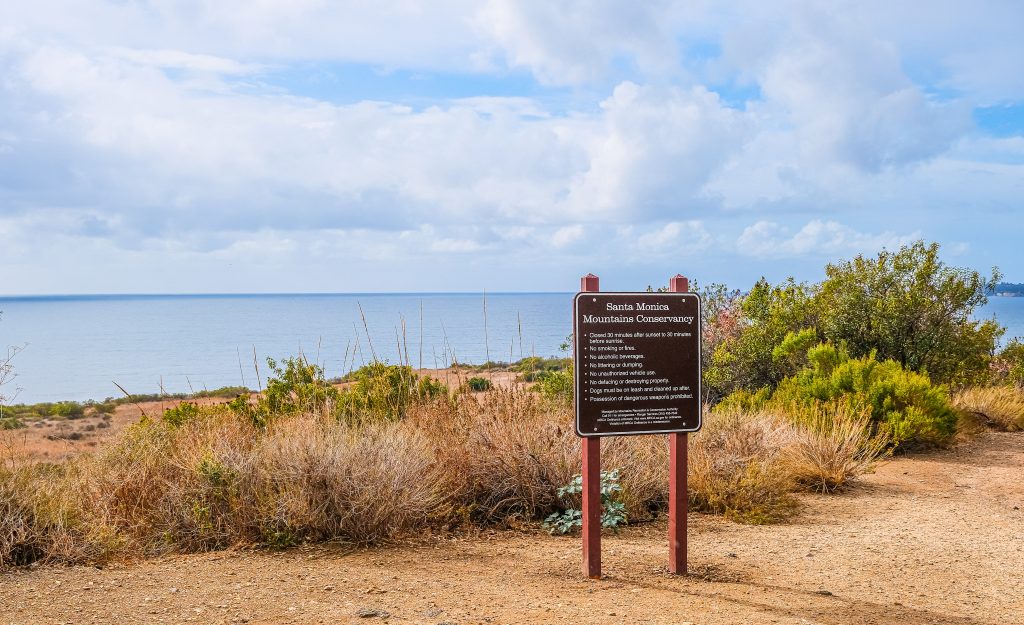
0,462,119,566
689,408,796,524
1,386,891,568
952,386,1024,432
776,402,889,493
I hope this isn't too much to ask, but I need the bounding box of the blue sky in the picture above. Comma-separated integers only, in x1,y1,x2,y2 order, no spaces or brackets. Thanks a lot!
0,1,1022,294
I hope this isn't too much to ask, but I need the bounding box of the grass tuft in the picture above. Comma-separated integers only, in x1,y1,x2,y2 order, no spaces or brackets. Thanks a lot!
952,386,1024,431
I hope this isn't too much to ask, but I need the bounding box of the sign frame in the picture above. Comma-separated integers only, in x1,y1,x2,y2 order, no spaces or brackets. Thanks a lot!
573,290,703,438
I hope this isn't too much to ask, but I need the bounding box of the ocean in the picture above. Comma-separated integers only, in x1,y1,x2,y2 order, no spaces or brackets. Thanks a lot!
1,293,1022,404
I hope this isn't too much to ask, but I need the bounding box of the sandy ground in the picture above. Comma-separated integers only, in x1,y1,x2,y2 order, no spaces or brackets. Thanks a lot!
2,431,1021,625
1,367,521,464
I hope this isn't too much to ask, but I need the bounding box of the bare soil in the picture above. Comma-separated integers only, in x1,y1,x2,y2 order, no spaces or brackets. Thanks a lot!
3,431,1022,625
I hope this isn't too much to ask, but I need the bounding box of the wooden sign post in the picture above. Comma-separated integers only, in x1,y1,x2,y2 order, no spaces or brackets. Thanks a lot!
574,274,701,579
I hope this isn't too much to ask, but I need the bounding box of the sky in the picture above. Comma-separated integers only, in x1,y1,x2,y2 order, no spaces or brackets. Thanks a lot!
0,0,1022,294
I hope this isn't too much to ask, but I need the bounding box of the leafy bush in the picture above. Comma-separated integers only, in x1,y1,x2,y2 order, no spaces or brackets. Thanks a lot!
531,366,573,404
0,416,24,430
817,241,1001,385
704,278,817,398
991,339,1024,387
416,375,448,400
339,362,422,422
513,356,571,383
50,401,86,419
464,377,492,392
543,469,628,534
262,357,339,418
770,342,958,449
705,242,1004,398
162,402,201,428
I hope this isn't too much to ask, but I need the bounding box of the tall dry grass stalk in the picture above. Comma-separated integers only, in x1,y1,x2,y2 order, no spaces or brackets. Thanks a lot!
952,386,1024,431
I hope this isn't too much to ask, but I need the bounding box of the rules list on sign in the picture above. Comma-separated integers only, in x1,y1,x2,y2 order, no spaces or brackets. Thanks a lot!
573,292,702,436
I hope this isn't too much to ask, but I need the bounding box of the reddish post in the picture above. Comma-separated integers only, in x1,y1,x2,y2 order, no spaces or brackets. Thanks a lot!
668,274,689,575
580,273,601,579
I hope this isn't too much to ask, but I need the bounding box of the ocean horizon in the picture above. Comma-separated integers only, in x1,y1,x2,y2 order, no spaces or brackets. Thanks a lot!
2,292,1022,404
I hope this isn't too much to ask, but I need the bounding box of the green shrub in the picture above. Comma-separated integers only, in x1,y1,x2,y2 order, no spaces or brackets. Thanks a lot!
465,377,492,392
0,416,24,430
532,366,573,404
705,242,1004,397
50,401,86,419
816,241,1001,385
993,339,1024,387
770,341,957,449
263,357,339,416
339,362,420,422
416,376,448,400
162,402,201,428
704,278,818,398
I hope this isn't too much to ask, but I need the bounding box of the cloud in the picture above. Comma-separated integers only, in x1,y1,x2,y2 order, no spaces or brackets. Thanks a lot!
1,0,1023,293
736,220,921,259
472,1,680,86
634,221,712,255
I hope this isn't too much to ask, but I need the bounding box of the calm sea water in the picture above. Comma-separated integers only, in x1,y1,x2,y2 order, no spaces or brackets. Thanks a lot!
1,293,1022,404
0,293,572,404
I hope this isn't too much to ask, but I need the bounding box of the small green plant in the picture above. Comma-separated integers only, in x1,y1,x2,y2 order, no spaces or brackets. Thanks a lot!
543,469,627,534
162,402,201,428
416,375,448,400
0,416,24,430
50,401,86,419
465,377,492,392
532,365,573,404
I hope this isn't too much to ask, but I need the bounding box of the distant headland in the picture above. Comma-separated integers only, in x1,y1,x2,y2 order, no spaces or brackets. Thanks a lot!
990,282,1024,297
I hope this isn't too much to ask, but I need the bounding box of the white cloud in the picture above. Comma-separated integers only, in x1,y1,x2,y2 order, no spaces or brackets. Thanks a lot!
473,1,681,86
736,220,921,259
1,1,1023,292
634,221,711,255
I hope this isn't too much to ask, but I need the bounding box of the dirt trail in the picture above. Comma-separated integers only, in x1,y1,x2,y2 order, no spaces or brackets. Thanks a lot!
3,432,1022,625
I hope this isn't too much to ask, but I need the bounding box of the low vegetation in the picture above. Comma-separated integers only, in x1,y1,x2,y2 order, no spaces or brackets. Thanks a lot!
1,360,893,567
952,386,1024,431
1,240,1020,569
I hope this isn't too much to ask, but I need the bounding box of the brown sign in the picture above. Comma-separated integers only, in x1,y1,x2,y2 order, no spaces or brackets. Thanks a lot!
574,292,701,436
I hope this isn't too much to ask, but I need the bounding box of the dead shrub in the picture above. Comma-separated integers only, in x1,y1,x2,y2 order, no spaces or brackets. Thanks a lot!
952,386,1024,431
0,463,119,567
776,402,889,492
689,408,796,524
416,388,579,523
257,415,445,545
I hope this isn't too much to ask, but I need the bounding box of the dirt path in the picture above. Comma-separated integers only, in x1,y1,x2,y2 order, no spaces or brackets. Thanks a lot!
3,432,1022,625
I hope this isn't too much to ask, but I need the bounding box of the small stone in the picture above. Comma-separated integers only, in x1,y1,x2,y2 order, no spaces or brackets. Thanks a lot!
726,552,737,558
357,607,390,618
814,590,833,596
